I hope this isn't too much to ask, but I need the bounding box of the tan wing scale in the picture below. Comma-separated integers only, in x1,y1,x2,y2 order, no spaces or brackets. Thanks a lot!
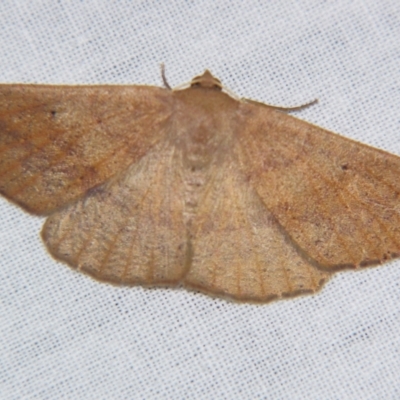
42,140,189,285
0,84,172,214
184,158,331,302
236,103,400,270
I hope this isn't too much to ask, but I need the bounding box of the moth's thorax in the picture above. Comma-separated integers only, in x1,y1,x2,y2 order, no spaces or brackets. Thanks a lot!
172,87,239,169
171,87,241,229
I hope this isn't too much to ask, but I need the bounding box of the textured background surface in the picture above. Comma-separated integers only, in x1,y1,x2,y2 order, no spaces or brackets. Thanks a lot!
1,1,400,399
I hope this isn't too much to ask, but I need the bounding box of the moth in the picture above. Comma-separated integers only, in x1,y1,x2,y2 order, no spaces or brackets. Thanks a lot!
1,68,399,303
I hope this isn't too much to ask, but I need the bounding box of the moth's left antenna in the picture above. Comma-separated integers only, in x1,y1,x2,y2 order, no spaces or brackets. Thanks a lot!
160,63,171,90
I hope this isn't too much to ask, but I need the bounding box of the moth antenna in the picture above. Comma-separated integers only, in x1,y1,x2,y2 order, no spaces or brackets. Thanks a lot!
160,63,172,90
243,98,318,112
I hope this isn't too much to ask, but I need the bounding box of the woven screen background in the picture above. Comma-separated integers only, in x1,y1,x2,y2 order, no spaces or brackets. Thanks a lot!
1,1,400,399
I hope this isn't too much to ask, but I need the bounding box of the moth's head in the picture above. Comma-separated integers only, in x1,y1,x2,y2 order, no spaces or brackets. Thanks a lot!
190,70,223,91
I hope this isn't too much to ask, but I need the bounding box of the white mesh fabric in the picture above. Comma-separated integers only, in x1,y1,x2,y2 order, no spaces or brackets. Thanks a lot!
1,1,400,399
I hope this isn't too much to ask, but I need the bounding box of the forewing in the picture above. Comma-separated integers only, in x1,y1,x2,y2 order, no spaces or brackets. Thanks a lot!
236,103,400,269
42,140,189,285
0,84,172,214
184,157,330,302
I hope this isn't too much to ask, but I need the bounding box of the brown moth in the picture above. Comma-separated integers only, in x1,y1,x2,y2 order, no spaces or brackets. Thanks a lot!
1,69,399,303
